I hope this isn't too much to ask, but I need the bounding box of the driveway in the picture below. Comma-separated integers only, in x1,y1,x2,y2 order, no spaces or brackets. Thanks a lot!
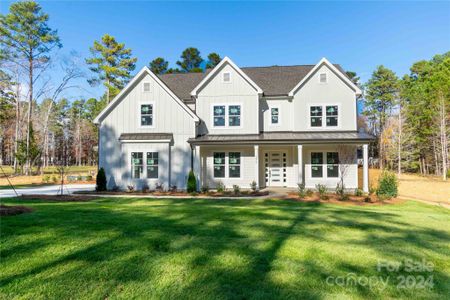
0,184,95,198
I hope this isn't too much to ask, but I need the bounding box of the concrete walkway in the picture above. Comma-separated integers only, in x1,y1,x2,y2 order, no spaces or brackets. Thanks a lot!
0,184,96,198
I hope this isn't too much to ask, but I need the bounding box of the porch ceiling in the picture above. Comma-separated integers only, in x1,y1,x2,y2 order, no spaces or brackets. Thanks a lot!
188,131,374,145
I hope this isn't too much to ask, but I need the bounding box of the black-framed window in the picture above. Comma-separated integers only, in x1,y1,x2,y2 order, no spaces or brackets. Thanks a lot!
310,106,322,127
131,152,143,179
213,152,225,178
213,105,225,127
327,152,339,178
228,105,241,127
146,152,159,179
326,105,338,127
140,104,153,126
311,152,323,178
229,152,241,178
271,107,279,124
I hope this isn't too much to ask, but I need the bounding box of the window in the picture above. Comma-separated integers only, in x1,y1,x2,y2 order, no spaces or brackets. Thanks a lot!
213,152,225,178
271,107,279,124
326,105,338,127
310,105,338,128
327,152,339,178
319,73,327,83
228,105,241,127
311,152,323,178
223,72,231,83
146,152,159,179
229,152,241,178
212,104,241,128
213,105,225,127
310,106,322,127
143,82,151,92
131,152,143,179
140,104,153,126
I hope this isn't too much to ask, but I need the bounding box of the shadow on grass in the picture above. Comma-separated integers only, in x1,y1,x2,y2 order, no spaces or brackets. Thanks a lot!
0,197,449,299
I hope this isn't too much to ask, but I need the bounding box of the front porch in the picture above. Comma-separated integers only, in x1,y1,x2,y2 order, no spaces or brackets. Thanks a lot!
191,135,371,192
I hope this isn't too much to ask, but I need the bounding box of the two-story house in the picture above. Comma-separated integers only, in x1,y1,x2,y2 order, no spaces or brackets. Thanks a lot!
94,57,373,192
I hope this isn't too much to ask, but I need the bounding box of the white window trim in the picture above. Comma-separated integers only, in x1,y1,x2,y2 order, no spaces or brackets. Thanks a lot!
319,72,328,84
307,103,340,130
212,151,243,179
269,105,280,126
211,103,243,129
142,82,151,92
138,101,155,129
308,151,340,179
222,71,231,83
129,149,160,180
131,151,144,179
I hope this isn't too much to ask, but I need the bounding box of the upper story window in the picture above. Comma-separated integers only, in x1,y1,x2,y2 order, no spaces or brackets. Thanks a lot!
213,104,241,128
310,105,338,128
140,103,153,127
143,82,151,92
319,73,327,83
270,107,279,125
223,72,231,83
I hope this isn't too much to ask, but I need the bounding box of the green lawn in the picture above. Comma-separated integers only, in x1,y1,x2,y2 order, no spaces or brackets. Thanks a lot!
0,198,449,299
0,165,96,175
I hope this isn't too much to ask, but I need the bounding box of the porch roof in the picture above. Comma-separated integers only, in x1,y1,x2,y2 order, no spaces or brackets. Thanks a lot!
188,131,375,145
119,133,173,141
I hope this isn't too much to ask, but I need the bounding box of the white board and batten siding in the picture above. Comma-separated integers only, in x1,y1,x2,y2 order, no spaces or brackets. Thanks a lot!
99,72,196,190
196,63,260,135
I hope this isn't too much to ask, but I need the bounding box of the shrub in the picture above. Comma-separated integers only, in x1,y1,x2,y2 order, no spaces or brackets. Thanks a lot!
297,183,306,199
354,188,363,197
51,175,58,183
155,182,164,191
201,184,209,193
369,183,376,195
86,175,93,181
233,184,240,195
127,184,135,192
42,175,50,183
216,181,225,193
316,184,328,200
142,184,149,193
250,180,257,192
96,168,107,191
170,185,177,192
335,183,345,199
186,170,197,193
306,189,314,197
376,171,398,199
77,175,82,181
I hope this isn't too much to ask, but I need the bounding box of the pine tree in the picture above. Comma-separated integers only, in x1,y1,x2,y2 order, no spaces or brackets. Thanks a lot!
149,57,168,74
176,47,203,72
206,53,221,69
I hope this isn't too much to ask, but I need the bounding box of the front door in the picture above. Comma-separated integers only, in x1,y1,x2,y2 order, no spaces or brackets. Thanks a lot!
265,151,287,187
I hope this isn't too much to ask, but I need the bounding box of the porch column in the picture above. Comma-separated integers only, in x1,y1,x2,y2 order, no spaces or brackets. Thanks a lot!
363,144,369,193
254,145,259,188
193,145,201,191
297,145,303,184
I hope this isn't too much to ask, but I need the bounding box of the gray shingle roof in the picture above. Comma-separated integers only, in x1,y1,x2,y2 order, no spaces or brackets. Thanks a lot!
189,131,374,144
119,133,173,141
158,64,349,100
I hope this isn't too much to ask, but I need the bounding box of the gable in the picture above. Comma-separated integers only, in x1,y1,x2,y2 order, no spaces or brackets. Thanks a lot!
191,57,263,97
94,67,199,124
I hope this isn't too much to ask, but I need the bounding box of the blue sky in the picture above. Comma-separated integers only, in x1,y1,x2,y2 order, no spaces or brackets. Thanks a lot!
1,1,449,100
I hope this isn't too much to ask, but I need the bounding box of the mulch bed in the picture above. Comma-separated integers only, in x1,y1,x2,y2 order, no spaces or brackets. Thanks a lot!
0,204,33,216
18,194,99,202
76,190,270,197
286,192,404,206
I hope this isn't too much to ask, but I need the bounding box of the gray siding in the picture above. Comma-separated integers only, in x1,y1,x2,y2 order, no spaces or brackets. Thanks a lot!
292,64,357,131
99,72,195,190
196,63,260,135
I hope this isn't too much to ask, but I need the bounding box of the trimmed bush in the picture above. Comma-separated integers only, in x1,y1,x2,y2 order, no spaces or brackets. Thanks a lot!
376,171,398,199
250,180,257,192
187,170,197,193
297,183,306,199
216,181,225,193
96,168,107,191
306,189,314,197
354,188,363,197
316,184,328,200
233,184,240,195
201,184,209,193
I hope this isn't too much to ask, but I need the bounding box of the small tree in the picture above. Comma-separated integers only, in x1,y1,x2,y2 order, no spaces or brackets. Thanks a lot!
96,167,107,191
56,165,68,196
335,145,356,199
376,171,398,199
186,170,197,192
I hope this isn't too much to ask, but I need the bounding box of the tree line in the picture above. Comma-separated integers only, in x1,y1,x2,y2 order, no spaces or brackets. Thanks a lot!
0,1,221,175
1,1,448,181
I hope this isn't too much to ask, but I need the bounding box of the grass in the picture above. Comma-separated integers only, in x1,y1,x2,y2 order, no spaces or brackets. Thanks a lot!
0,197,449,299
0,165,96,189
